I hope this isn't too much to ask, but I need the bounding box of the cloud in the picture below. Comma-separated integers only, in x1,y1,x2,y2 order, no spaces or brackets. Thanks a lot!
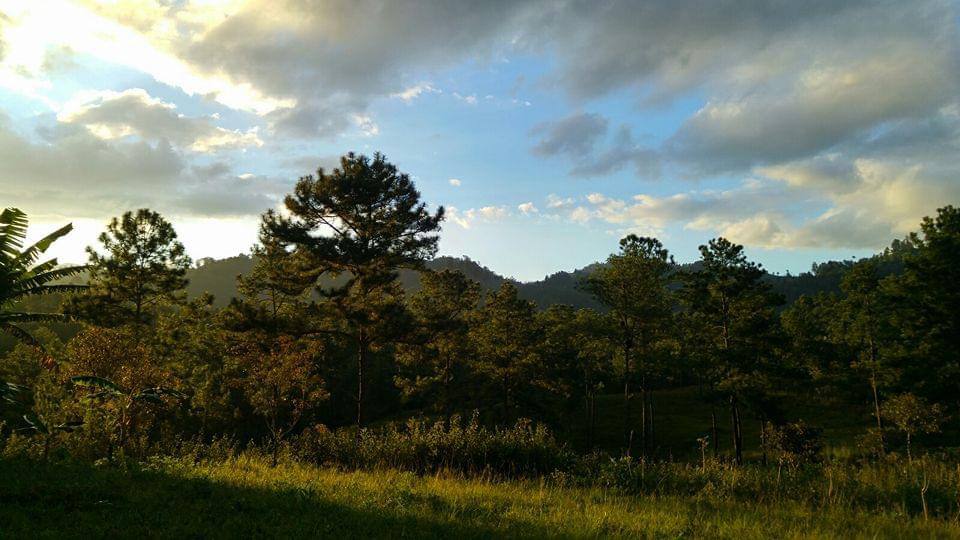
0,1,292,114
448,178,462,187
392,82,441,102
532,114,660,178
525,0,957,186
0,113,285,219
531,112,607,158
559,150,960,250
545,194,574,209
445,205,510,229
453,92,478,105
517,202,538,214
58,88,263,152
665,48,957,174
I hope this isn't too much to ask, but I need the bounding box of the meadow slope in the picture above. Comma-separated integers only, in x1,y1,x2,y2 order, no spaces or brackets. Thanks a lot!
2,456,957,539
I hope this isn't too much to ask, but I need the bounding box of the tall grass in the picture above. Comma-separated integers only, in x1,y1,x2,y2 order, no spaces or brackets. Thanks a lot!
3,453,959,539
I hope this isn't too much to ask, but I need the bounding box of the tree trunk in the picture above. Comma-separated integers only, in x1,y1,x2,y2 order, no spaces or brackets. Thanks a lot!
623,339,634,457
730,395,743,465
869,371,885,453
711,406,719,458
759,417,767,466
444,354,452,419
648,392,656,456
640,385,647,458
356,326,366,431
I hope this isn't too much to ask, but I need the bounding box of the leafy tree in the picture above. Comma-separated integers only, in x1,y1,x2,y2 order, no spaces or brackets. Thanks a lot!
65,327,182,460
0,208,85,351
395,269,480,416
68,209,191,327
265,153,443,427
679,238,782,465
233,335,327,465
881,392,944,461
582,235,672,457
469,282,542,423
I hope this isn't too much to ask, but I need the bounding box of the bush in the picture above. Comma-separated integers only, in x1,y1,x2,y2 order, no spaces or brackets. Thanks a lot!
293,413,573,478
763,421,823,468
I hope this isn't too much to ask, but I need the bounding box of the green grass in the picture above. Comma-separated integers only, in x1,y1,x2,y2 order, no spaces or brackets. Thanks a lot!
2,455,958,539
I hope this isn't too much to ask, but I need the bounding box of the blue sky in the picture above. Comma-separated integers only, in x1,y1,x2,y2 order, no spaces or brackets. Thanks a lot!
1,1,957,280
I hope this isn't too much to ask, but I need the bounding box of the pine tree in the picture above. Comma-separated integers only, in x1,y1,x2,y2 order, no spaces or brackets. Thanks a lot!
265,153,443,428
67,209,190,328
583,235,673,457
395,269,480,416
679,238,782,465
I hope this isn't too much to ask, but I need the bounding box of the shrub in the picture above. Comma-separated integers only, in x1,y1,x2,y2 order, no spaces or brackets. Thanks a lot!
293,413,573,478
763,421,823,468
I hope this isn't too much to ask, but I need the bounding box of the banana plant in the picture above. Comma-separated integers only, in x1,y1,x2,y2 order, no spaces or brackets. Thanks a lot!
20,412,83,460
1,380,28,405
70,375,186,461
0,208,86,353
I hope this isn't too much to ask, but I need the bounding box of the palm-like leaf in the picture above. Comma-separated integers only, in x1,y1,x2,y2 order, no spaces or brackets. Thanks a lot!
70,375,126,396
0,208,87,351
21,412,82,434
1,380,28,405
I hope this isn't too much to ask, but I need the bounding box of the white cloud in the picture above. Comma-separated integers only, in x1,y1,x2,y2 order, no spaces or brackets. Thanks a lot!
351,114,379,137
57,88,263,152
0,1,291,115
448,178,462,187
391,82,440,102
453,92,478,105
445,204,509,229
569,206,592,224
517,202,538,214
477,206,507,220
546,193,574,209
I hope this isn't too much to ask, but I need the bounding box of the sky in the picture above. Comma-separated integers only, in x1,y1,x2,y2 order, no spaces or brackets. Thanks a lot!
0,1,958,281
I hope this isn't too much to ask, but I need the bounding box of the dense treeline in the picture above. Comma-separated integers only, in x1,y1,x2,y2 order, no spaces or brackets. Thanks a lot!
2,153,959,467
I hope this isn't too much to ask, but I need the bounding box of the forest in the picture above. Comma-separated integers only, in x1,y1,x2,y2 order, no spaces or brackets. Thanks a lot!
3,152,960,537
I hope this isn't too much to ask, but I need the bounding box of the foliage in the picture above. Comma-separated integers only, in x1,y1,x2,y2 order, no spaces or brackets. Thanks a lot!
395,269,480,414
265,152,443,427
0,208,85,350
232,334,328,464
881,392,944,459
678,237,784,464
67,208,191,327
294,414,570,478
582,235,674,457
761,421,823,468
468,282,544,422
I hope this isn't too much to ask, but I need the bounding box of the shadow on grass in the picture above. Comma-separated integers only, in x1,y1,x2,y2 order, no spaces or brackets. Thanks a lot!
0,458,555,539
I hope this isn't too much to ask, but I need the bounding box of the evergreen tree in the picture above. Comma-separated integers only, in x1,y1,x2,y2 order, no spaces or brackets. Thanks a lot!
889,206,960,406
469,282,542,423
265,153,443,427
226,224,315,336
395,269,481,415
832,259,899,451
68,209,190,328
583,235,672,457
679,238,782,465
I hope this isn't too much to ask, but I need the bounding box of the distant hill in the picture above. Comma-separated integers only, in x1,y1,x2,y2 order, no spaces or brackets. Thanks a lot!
185,253,876,310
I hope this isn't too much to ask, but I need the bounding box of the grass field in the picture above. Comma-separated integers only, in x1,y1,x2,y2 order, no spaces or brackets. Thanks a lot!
2,455,959,539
